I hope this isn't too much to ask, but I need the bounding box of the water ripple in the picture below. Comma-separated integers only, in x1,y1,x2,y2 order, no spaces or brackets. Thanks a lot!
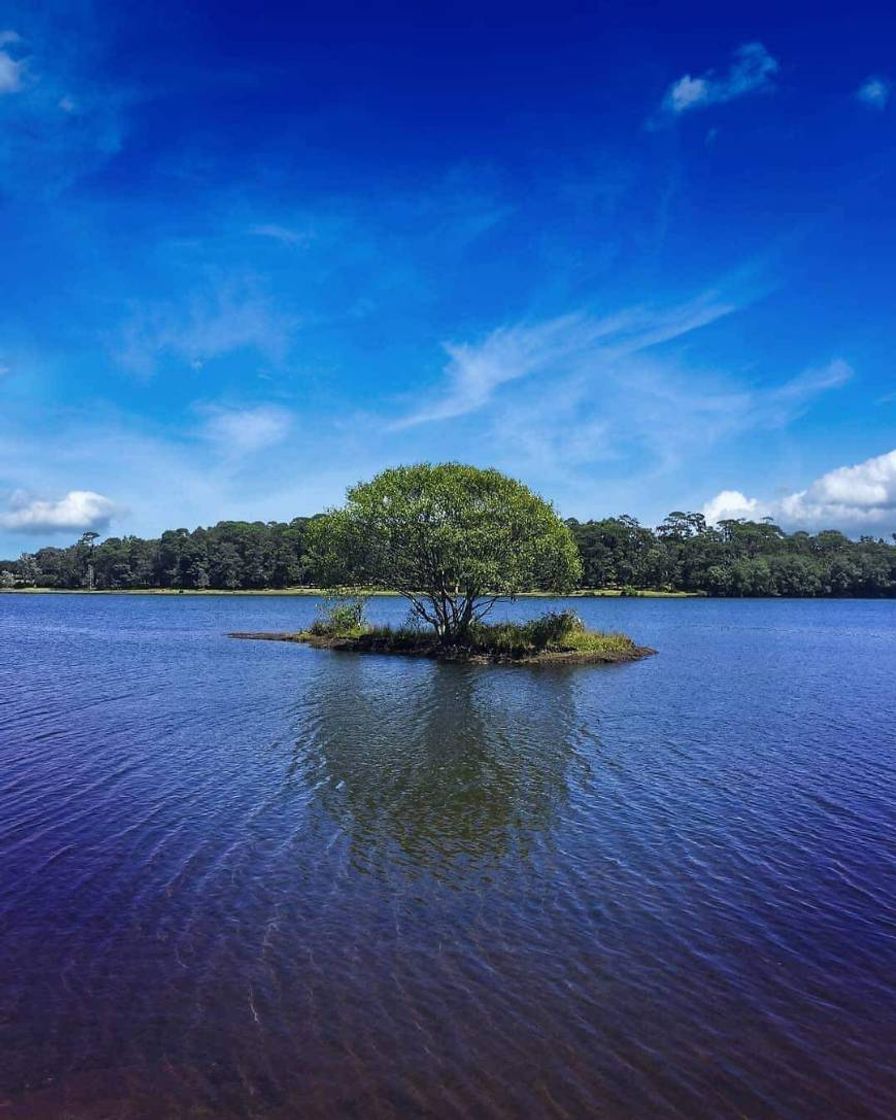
1,594,895,1117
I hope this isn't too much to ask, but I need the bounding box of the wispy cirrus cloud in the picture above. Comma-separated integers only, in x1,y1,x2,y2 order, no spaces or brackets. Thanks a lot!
617,359,852,459
0,23,125,191
752,358,853,416
704,447,896,531
856,76,890,109
392,292,737,429
0,30,24,93
473,349,853,502
248,223,313,247
385,280,851,513
656,42,779,122
114,283,299,377
196,403,294,454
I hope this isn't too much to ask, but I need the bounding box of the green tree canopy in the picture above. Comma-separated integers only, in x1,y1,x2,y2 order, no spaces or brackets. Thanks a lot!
306,463,582,641
7,505,896,599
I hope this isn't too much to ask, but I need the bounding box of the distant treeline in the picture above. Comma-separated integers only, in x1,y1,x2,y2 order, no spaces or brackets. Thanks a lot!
3,511,896,597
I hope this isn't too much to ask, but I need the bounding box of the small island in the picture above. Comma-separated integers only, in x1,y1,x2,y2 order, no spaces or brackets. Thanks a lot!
230,463,654,667
231,612,654,666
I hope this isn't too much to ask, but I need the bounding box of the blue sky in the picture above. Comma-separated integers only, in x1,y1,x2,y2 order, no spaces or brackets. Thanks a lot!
2,0,896,551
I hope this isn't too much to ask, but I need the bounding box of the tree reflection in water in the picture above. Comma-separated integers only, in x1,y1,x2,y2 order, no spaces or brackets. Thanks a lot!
292,654,595,876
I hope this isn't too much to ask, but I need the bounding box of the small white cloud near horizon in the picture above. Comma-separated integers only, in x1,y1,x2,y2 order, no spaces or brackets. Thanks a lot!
197,403,294,454
856,76,890,109
0,490,120,534
659,42,779,119
702,490,762,524
0,29,24,93
703,448,896,532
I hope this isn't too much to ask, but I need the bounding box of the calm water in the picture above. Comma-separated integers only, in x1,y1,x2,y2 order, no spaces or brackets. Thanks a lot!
1,594,895,1119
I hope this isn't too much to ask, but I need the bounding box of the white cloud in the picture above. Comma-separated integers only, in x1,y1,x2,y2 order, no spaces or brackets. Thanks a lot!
0,401,381,551
783,449,896,525
746,359,853,426
197,403,294,454
249,223,312,247
393,293,736,428
0,490,119,534
394,314,599,428
770,357,853,396
387,286,852,511
660,42,779,118
0,30,24,93
115,285,298,377
0,26,125,193
702,490,762,524
856,76,890,109
703,448,896,532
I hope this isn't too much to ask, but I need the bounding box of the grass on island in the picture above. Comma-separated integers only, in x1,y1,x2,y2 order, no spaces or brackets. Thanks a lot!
263,605,655,665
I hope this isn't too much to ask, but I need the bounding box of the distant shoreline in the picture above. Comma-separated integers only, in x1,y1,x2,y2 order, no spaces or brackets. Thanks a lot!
0,587,699,598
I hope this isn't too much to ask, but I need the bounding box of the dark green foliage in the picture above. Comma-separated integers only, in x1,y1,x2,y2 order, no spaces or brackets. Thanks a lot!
467,611,582,658
309,595,367,637
519,609,585,648
8,518,312,591
307,463,582,640
6,502,896,598
565,516,896,597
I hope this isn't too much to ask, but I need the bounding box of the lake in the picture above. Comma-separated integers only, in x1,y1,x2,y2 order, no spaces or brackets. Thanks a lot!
1,593,895,1118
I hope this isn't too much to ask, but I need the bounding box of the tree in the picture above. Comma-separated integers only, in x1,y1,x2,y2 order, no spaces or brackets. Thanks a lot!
307,463,582,642
17,553,41,586
78,531,100,590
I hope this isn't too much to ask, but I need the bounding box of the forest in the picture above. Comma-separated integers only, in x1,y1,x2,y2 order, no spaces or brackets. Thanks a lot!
2,511,896,597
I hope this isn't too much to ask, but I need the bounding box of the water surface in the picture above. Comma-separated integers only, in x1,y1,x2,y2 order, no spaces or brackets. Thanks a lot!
1,594,895,1118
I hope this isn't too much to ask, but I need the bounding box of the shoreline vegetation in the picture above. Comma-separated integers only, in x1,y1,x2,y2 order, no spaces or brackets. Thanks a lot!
0,585,696,597
4,507,896,601
230,616,656,666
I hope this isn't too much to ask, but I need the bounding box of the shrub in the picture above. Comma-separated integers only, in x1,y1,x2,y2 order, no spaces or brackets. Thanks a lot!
309,595,367,637
467,621,530,658
523,609,584,648
561,629,638,655
467,609,586,656
302,605,637,661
